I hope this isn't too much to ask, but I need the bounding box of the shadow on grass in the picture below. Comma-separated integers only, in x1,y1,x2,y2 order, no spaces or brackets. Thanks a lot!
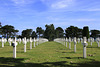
61,57,91,59
0,57,45,67
0,57,100,67
87,46,98,48
60,57,100,67
65,51,75,53
61,51,75,54
87,46,100,50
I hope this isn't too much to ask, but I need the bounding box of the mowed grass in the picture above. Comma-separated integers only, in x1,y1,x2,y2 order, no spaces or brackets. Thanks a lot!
0,41,100,67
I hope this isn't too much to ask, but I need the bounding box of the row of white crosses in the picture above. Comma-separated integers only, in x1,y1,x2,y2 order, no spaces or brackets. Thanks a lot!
38,38,48,44
87,37,94,46
87,37,99,47
0,38,15,47
54,37,77,51
54,38,65,45
54,37,72,49
21,37,39,52
54,37,88,58
12,37,48,58
0,37,48,58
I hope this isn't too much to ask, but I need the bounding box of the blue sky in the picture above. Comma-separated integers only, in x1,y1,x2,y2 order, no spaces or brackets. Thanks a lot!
0,0,100,34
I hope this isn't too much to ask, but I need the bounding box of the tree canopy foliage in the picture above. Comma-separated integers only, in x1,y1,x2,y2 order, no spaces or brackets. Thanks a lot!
65,26,82,38
90,30,100,38
36,27,44,37
0,21,100,41
55,27,64,38
0,25,19,39
44,24,55,41
31,31,37,38
22,29,32,38
82,26,90,38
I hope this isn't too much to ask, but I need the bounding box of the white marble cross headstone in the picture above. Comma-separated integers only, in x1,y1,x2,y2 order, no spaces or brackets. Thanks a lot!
90,37,93,46
30,37,32,49
66,38,68,47
63,38,65,45
80,38,83,43
92,38,94,42
12,37,18,58
88,38,90,42
24,37,27,52
2,38,4,47
74,37,77,52
4,38,7,44
82,37,87,58
69,37,71,49
78,38,80,43
96,38,100,47
34,38,36,47
19,38,22,44
8,38,12,46
36,38,39,46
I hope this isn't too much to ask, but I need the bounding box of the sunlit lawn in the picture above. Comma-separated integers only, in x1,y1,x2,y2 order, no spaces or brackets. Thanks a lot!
0,41,100,67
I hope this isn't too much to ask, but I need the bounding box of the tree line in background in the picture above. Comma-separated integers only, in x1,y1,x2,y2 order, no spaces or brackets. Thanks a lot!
0,22,100,41
0,22,19,40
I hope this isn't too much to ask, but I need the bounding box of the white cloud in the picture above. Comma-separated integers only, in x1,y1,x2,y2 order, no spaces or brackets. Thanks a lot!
12,0,25,4
51,0,74,9
41,0,74,9
11,0,35,6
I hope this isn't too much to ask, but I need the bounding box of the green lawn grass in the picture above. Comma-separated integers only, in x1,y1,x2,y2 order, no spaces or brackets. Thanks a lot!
0,41,100,67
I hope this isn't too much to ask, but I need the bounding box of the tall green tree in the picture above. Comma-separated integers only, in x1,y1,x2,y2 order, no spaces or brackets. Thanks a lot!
82,26,90,38
65,26,82,38
13,30,19,37
55,27,64,38
44,24,55,41
31,31,37,38
22,29,32,38
36,27,44,37
1,25,19,39
90,30,100,38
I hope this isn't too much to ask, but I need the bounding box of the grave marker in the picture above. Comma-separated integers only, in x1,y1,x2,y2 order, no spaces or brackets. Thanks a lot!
8,38,12,46
36,38,39,45
96,38,100,47
2,38,4,47
24,37,27,52
30,37,32,49
78,38,80,43
66,38,67,47
69,37,71,49
12,37,17,58
82,37,87,58
90,37,93,46
34,38,36,47
74,37,77,52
